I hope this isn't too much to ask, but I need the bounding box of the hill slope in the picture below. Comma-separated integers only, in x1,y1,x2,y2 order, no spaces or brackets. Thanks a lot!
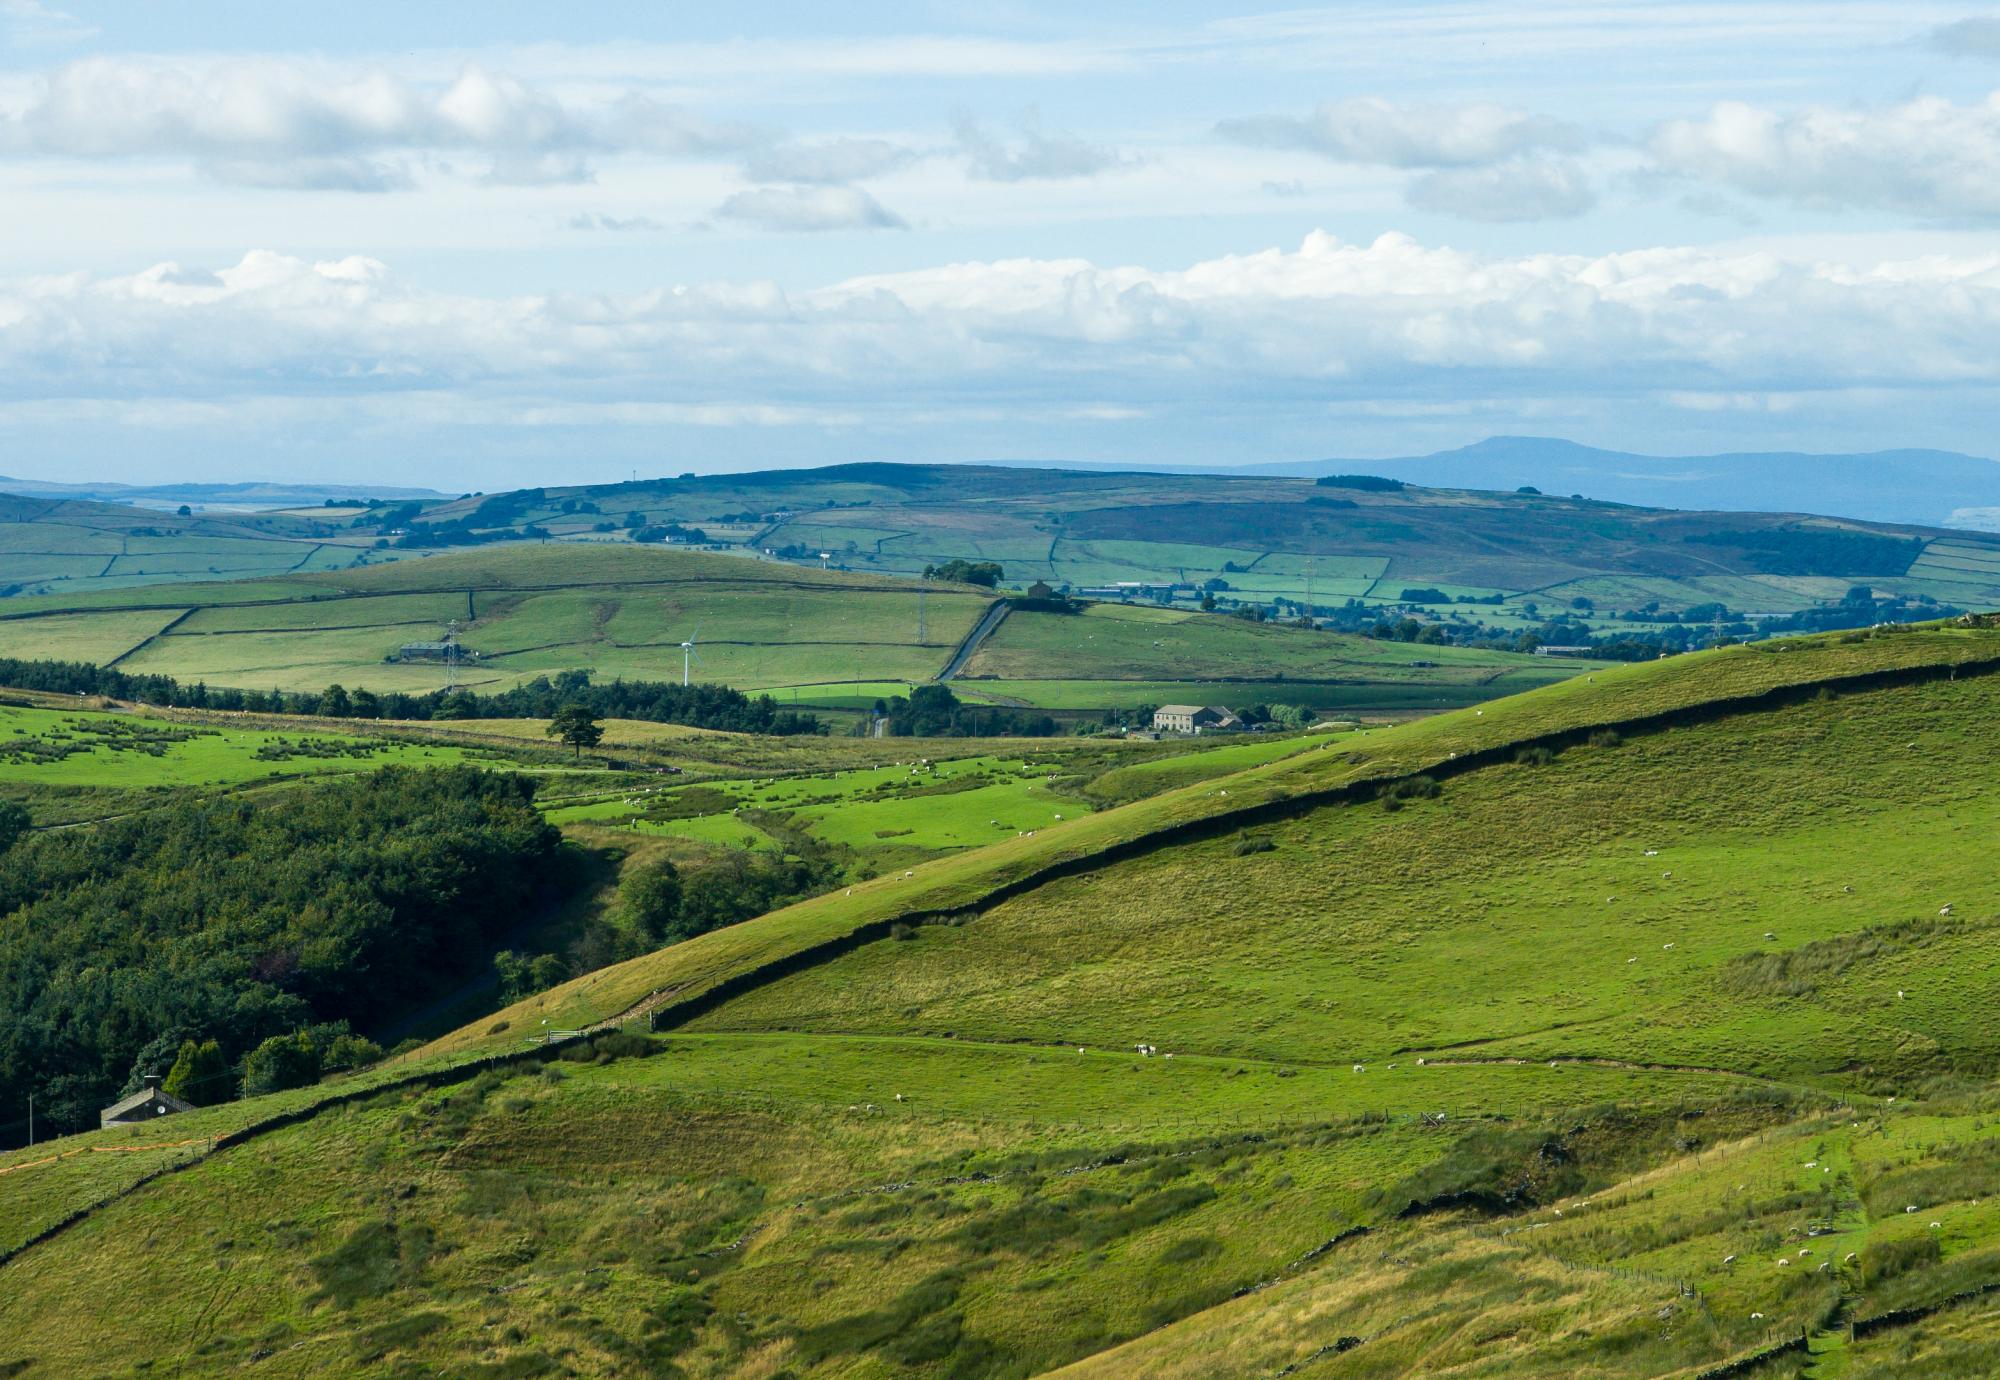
398,462,2000,623
5,622,2000,1374
1269,434,2000,530
0,542,1581,714
0,491,393,598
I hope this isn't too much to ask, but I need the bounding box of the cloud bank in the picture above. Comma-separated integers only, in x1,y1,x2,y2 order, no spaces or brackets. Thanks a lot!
7,235,1999,425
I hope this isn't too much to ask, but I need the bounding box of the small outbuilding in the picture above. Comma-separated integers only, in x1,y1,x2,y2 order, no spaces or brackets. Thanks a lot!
1025,579,1055,599
100,1075,193,1129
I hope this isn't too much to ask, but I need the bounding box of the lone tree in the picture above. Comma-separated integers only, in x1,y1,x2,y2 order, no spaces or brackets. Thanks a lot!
547,703,605,758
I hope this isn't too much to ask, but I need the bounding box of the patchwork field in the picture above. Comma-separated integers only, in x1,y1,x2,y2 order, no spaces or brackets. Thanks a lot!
0,544,994,695
0,492,389,598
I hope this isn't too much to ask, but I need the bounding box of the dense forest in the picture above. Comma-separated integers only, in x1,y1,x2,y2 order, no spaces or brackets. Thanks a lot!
0,767,566,1140
0,659,825,735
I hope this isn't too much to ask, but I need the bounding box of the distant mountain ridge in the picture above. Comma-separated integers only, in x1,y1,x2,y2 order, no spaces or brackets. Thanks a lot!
1243,436,2000,530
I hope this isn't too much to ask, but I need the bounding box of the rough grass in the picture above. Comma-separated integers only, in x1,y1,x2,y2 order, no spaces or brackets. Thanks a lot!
7,622,2000,1375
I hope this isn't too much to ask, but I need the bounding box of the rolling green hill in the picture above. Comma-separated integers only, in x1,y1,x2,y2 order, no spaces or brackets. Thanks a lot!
0,491,395,598
15,465,2000,651
0,542,1586,716
7,621,2000,1375
390,463,2000,624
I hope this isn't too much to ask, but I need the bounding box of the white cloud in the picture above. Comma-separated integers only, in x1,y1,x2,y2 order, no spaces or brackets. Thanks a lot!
0,56,759,186
954,113,1130,182
742,137,918,185
0,0,94,46
568,212,666,232
1218,97,1593,221
716,184,906,232
7,236,2000,427
1652,93,2000,220
1407,156,1596,221
1217,97,1580,169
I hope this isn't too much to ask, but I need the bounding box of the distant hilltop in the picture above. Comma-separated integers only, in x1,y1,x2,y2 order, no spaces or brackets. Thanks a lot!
1241,436,2000,532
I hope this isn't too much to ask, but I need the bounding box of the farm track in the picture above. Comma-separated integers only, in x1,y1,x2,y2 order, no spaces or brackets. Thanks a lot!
938,599,1010,681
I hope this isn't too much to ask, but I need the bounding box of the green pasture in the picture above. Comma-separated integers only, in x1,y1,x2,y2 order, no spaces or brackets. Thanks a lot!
961,602,1587,685
10,620,2000,1375
0,703,482,791
545,753,1095,862
1,544,995,694
952,674,1574,712
697,671,2000,1093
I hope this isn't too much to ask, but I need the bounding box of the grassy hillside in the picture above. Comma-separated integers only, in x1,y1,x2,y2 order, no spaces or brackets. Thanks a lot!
0,491,391,598
6,622,2000,1374
0,542,1594,715
389,463,2000,626
955,601,1578,711
0,544,995,697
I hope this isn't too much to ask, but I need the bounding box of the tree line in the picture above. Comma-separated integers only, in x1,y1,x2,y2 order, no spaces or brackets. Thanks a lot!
0,659,826,736
0,766,568,1140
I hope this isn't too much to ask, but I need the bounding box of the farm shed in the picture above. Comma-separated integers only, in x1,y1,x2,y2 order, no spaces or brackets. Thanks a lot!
100,1075,194,1129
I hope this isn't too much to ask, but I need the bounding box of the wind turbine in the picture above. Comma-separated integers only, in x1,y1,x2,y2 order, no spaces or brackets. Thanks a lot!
679,627,701,687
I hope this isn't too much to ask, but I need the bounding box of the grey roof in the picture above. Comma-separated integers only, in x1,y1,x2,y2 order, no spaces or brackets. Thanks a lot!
100,1084,194,1121
1155,704,1208,715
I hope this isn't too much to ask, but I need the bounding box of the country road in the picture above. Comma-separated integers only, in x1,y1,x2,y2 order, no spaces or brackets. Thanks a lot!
937,599,1010,681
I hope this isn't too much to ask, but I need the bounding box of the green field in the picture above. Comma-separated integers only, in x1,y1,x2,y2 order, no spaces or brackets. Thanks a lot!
0,543,1615,717
10,622,2000,1374
0,492,392,598
951,602,1589,711
545,753,1098,868
0,544,994,694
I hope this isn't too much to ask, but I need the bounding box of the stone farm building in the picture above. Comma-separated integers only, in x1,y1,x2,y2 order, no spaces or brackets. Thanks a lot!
1152,704,1241,735
100,1075,193,1129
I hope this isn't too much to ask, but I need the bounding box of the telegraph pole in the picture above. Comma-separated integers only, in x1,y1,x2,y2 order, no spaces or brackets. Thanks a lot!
917,583,927,645
445,619,460,690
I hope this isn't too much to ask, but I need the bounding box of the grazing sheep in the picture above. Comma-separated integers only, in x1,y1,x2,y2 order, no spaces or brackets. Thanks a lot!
1765,932,1776,940
1644,849,1659,857
1932,1221,1942,1228
1353,1064,1365,1073
1628,957,1638,963
1750,1312,1764,1320
1723,1254,1737,1265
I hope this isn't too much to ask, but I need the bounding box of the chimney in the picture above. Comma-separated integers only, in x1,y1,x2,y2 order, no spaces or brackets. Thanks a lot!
142,1074,161,1091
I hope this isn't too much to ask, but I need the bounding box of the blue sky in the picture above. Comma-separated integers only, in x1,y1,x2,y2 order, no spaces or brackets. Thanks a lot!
5,1,2000,487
